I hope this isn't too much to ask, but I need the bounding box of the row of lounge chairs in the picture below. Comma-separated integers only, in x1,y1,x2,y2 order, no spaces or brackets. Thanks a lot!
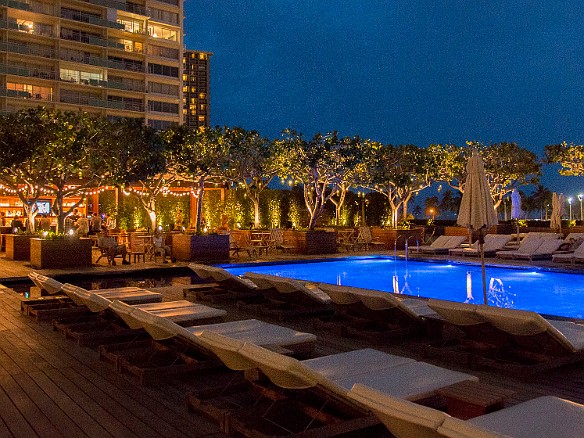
26,270,584,437
420,231,584,263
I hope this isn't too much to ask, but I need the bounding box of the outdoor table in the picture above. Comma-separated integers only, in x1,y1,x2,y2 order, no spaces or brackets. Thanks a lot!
436,380,516,419
249,231,272,254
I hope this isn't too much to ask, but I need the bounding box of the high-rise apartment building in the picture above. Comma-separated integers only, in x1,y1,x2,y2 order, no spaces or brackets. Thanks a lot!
0,0,183,129
182,49,210,128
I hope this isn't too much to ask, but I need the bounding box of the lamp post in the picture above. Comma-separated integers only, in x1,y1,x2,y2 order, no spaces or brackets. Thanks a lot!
579,194,583,222
429,208,435,221
568,197,573,221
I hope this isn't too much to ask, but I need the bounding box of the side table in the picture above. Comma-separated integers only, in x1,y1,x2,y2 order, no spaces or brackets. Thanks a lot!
436,380,516,420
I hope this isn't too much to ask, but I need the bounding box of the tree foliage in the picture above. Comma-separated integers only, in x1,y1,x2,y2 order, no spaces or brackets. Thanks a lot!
545,142,584,176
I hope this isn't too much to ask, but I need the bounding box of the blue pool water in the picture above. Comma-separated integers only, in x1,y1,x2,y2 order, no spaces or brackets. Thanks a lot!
223,257,584,319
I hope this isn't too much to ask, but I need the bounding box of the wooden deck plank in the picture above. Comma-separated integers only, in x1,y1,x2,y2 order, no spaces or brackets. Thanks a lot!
0,374,64,437
12,372,87,438
59,366,173,438
0,385,40,438
43,367,139,438
27,370,112,438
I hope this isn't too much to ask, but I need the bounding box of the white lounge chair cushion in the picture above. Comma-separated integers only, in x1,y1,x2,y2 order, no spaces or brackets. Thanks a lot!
244,273,331,304
334,361,478,401
428,299,486,326
197,331,255,371
238,342,322,390
302,349,415,381
190,263,258,289
29,272,64,294
184,319,317,347
438,396,584,438
348,383,448,438
476,306,582,352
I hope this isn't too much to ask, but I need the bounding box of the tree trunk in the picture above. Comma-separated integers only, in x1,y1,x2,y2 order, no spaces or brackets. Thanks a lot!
252,196,260,228
195,176,205,233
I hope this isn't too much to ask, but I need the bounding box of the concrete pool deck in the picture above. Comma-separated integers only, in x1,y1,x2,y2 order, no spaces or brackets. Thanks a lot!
1,247,584,437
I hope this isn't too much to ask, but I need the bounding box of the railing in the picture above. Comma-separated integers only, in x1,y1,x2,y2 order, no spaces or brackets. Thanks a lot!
61,9,124,30
0,41,55,58
0,0,31,11
60,32,125,50
0,88,53,101
0,64,58,80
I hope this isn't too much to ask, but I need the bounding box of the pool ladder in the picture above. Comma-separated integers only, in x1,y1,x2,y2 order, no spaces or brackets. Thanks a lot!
394,235,414,261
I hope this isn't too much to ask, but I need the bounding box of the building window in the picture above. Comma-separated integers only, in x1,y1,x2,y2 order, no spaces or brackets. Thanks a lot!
148,100,179,114
148,63,179,77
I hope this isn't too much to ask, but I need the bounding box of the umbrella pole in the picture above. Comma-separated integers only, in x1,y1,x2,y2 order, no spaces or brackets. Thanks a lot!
480,242,488,305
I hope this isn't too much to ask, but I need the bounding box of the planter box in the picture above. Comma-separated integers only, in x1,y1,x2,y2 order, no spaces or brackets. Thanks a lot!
30,238,92,269
5,234,32,261
282,230,337,255
370,227,424,250
171,234,230,262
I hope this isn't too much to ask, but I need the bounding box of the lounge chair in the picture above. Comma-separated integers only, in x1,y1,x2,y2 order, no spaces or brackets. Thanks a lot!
61,283,163,312
243,272,333,317
237,343,476,400
512,238,563,260
429,299,584,372
475,305,584,361
348,384,584,438
199,339,475,437
121,305,317,357
555,242,584,264
28,271,63,294
449,235,510,257
353,226,386,251
317,283,435,338
188,263,259,301
109,299,226,329
427,299,509,350
496,237,543,259
419,235,466,254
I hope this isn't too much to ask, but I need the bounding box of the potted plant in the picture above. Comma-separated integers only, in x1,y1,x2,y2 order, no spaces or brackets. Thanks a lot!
29,232,92,269
171,231,230,262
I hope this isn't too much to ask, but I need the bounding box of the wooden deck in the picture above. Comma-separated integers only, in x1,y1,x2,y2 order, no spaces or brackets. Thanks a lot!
1,250,584,437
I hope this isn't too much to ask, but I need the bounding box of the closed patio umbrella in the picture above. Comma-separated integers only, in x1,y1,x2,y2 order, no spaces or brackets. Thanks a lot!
457,152,498,305
511,189,523,243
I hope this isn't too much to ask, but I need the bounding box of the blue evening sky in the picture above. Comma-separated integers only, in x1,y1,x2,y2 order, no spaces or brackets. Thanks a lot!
184,0,584,196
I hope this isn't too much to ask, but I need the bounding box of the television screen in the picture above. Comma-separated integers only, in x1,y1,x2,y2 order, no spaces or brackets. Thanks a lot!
36,200,51,215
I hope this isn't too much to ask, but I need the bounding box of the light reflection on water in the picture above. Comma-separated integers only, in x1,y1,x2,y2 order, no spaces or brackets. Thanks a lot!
224,257,584,319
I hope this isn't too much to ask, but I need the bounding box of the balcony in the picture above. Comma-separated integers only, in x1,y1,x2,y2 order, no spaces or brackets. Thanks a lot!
0,63,58,80
60,32,125,50
61,10,125,30
0,0,31,11
0,88,52,101
0,41,55,58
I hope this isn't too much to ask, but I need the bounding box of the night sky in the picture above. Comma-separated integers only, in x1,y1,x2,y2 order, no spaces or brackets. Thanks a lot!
184,1,584,195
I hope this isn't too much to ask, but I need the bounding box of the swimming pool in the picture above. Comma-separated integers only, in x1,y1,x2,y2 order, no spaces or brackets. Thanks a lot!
223,257,584,319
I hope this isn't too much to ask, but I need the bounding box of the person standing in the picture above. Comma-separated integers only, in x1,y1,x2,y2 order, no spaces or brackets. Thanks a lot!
90,212,102,235
174,209,184,230
105,213,116,230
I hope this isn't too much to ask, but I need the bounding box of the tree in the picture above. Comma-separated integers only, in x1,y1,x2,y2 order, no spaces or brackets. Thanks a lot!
545,142,584,176
435,141,541,210
167,125,231,233
361,143,436,227
425,196,440,218
526,184,553,219
439,189,462,217
224,127,276,228
0,110,48,232
107,118,168,231
0,108,108,233
274,130,345,230
328,135,367,226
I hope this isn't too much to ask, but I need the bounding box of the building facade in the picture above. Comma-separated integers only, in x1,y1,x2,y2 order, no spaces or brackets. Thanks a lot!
182,49,210,128
0,0,183,129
